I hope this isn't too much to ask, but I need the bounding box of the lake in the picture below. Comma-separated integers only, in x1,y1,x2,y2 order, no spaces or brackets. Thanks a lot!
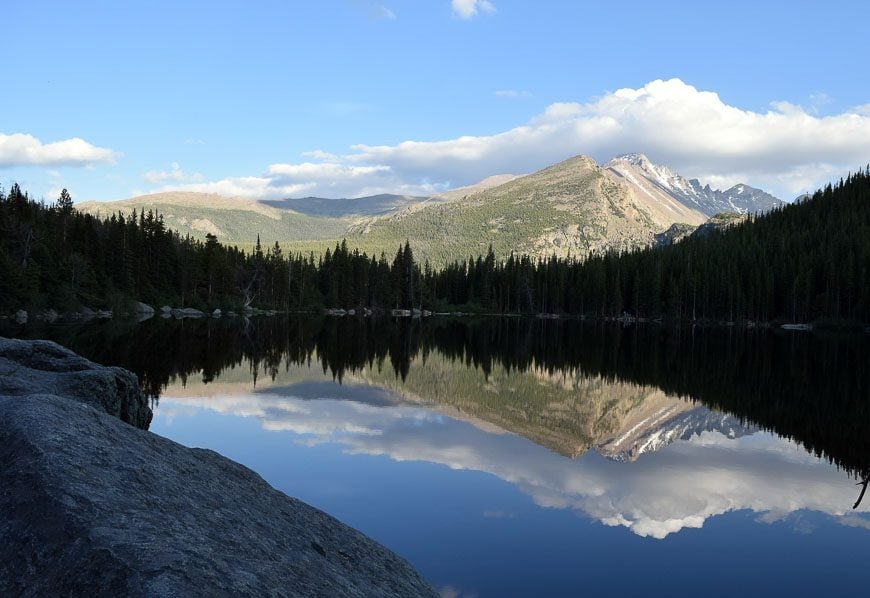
5,315,870,597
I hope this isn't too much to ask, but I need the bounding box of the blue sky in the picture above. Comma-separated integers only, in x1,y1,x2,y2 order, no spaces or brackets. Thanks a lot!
2,0,870,202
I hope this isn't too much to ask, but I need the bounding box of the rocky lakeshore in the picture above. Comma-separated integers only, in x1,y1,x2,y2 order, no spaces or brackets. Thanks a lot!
0,337,437,597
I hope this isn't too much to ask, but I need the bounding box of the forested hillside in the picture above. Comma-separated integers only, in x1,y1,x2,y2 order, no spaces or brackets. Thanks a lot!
2,167,868,324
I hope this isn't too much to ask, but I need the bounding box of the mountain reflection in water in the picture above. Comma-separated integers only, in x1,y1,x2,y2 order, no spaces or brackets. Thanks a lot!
10,315,869,477
158,382,864,539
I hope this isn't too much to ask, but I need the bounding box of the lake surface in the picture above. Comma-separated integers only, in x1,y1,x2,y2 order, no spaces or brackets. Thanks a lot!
5,316,870,597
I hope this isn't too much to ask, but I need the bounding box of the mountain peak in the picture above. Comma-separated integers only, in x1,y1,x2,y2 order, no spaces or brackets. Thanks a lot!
611,153,652,167
605,154,783,217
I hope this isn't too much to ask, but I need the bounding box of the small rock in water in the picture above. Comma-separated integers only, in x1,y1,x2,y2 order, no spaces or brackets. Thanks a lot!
171,308,205,319
133,302,155,315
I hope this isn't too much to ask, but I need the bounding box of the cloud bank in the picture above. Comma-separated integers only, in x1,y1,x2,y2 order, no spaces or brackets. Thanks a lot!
0,133,118,168
158,79,870,200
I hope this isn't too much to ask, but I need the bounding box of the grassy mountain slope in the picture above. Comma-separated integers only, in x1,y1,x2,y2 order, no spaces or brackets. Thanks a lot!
77,192,352,243
337,155,663,264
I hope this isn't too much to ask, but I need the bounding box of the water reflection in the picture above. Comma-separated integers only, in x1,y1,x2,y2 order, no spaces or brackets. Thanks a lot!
7,316,869,477
158,374,869,539
6,315,869,594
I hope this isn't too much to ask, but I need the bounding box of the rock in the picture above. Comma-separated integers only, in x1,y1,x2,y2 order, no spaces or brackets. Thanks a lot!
95,310,113,319
14,310,27,324
160,305,172,314
212,308,222,318
325,308,347,316
132,302,155,322
226,311,238,317
133,302,155,315
36,309,59,322
346,309,356,316
0,337,152,430
654,222,697,248
422,310,432,317
411,308,422,318
171,308,205,319
391,309,412,317
0,379,436,596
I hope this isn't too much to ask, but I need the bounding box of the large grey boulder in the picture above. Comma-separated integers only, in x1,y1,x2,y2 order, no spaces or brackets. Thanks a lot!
0,395,437,597
0,337,152,430
0,339,436,597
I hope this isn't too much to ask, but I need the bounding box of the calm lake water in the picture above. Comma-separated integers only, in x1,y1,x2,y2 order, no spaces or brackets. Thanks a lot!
5,316,870,597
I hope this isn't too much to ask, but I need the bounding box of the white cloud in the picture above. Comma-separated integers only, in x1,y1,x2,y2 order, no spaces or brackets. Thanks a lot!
142,162,204,184
157,160,447,199
151,79,870,200
0,133,118,168
451,0,495,19
378,5,397,20
184,138,206,145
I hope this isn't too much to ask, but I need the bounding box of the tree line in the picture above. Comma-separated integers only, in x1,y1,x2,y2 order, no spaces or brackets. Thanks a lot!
1,167,868,324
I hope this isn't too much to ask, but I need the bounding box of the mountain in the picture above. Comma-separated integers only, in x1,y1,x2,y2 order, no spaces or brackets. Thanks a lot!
603,154,708,226
343,155,704,264
76,154,782,261
605,153,784,216
594,402,754,462
352,349,750,461
77,192,353,244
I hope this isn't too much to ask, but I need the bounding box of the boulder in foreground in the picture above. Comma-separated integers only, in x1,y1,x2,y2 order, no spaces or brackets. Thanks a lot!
0,337,152,429
0,339,437,597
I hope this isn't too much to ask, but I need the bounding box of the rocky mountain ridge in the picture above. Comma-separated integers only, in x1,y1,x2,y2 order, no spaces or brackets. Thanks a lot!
605,153,783,216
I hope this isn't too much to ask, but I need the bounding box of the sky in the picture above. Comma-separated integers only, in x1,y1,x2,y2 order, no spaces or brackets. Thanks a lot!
2,0,870,203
